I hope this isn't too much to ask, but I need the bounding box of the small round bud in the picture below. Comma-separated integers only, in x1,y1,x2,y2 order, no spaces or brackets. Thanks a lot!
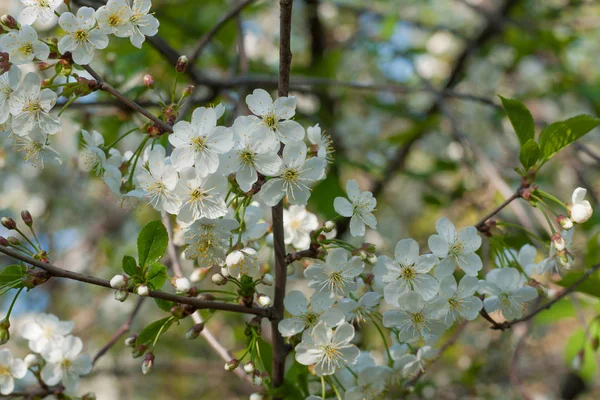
212,273,227,286
243,361,255,374
557,215,573,230
20,211,33,227
552,232,566,252
261,273,274,286
24,354,39,368
224,359,239,371
220,267,230,278
366,253,378,264
190,267,210,282
0,320,9,345
142,352,155,375
1,217,16,230
124,335,137,347
257,294,272,307
172,277,191,294
114,289,129,302
176,55,188,73
252,371,263,386
110,274,128,289
136,285,149,296
0,15,18,30
186,323,204,340
143,74,155,88
182,85,195,97
323,221,335,233
249,394,264,400
0,237,8,246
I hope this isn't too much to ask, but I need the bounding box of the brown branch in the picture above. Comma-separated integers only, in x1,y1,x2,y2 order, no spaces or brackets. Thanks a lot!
270,0,294,396
92,297,145,365
0,245,270,318
81,65,173,133
189,0,256,63
474,191,522,231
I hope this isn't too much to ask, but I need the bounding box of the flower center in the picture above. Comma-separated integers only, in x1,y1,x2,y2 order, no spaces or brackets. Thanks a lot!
303,312,318,327
263,113,277,129
190,188,205,202
448,297,461,310
191,136,207,152
239,149,255,166
74,29,90,42
62,359,72,369
283,168,299,183
18,42,34,56
450,241,464,256
108,14,122,27
0,366,10,376
23,101,41,114
401,265,416,281
36,0,50,7
410,312,426,326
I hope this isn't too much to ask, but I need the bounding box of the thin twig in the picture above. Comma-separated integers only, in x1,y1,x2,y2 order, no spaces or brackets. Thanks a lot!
475,191,522,231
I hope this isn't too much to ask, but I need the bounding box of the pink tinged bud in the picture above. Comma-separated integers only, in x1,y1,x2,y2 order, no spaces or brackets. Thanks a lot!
176,55,189,73
0,237,8,246
243,362,255,374
552,233,566,251
142,352,155,375
115,289,129,302
110,274,128,289
224,359,239,371
257,294,272,307
20,211,33,227
0,15,18,30
261,273,274,286
186,323,204,340
1,217,16,230
212,274,227,286
557,215,573,230
143,74,155,88
182,85,195,97
137,285,149,296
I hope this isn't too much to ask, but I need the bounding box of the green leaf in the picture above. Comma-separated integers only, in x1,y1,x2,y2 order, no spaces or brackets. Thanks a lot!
256,338,273,377
585,233,600,269
539,115,600,162
154,298,175,312
137,220,168,268
380,15,396,40
499,96,535,146
285,361,309,397
146,262,168,290
136,317,174,347
0,265,25,286
122,255,139,277
556,272,600,298
519,139,540,170
565,329,597,381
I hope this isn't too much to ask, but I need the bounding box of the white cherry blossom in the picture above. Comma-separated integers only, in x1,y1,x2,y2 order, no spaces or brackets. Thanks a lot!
437,275,482,325
382,292,446,343
78,129,107,174
18,0,63,25
58,7,109,65
219,116,281,191
373,238,439,305
20,313,74,354
245,88,305,144
14,130,62,168
295,321,360,376
240,204,269,242
95,0,134,37
169,107,233,175
225,247,260,278
41,336,92,393
183,218,239,266
304,248,364,297
9,72,60,136
307,123,333,162
278,290,345,337
333,180,377,237
0,349,26,395
534,229,573,275
479,267,538,320
259,141,325,207
283,205,318,249
338,291,381,324
428,217,482,277
0,67,21,125
129,0,160,48
174,167,228,224
571,187,593,224
393,346,438,377
345,365,392,400
0,25,49,65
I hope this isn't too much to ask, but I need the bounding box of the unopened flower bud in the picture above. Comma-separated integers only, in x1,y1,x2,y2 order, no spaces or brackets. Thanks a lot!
224,359,239,371
186,323,204,340
249,394,264,400
257,294,271,307
24,354,39,368
20,211,33,227
176,55,188,73
366,253,377,264
1,15,18,30
557,215,573,230
182,85,195,97
190,267,210,282
323,221,335,233
142,352,155,375
114,289,129,302
252,371,263,386
7,237,20,246
570,187,593,224
143,74,155,88
552,232,566,251
136,285,149,296
110,274,128,289
261,273,273,286
172,277,191,294
212,273,227,286
0,237,8,247
124,335,137,347
243,361,255,374
220,267,230,278
358,250,368,261
1,217,16,230
0,320,10,345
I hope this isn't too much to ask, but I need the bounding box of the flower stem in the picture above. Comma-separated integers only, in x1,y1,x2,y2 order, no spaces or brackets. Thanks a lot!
3,287,23,320
370,315,393,367
105,126,140,152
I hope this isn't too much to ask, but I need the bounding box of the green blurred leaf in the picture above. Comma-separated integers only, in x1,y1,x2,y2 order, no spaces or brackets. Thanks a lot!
381,15,397,40
147,262,168,290
285,360,309,397
565,329,597,381
519,139,539,170
585,233,600,269
122,255,139,277
535,298,576,324
499,96,535,146
136,317,174,347
0,265,25,286
556,272,600,298
308,171,345,220
256,337,273,377
154,298,175,312
539,115,600,162
137,220,168,268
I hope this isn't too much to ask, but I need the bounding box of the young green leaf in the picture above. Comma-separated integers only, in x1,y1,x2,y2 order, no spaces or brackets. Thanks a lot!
136,317,174,347
122,255,139,277
499,96,535,146
147,262,168,290
256,337,273,376
539,115,600,163
154,298,175,312
0,265,25,286
519,139,540,170
137,220,168,268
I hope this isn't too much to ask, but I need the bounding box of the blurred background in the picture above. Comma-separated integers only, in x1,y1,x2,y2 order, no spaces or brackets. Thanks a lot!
1,0,600,398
